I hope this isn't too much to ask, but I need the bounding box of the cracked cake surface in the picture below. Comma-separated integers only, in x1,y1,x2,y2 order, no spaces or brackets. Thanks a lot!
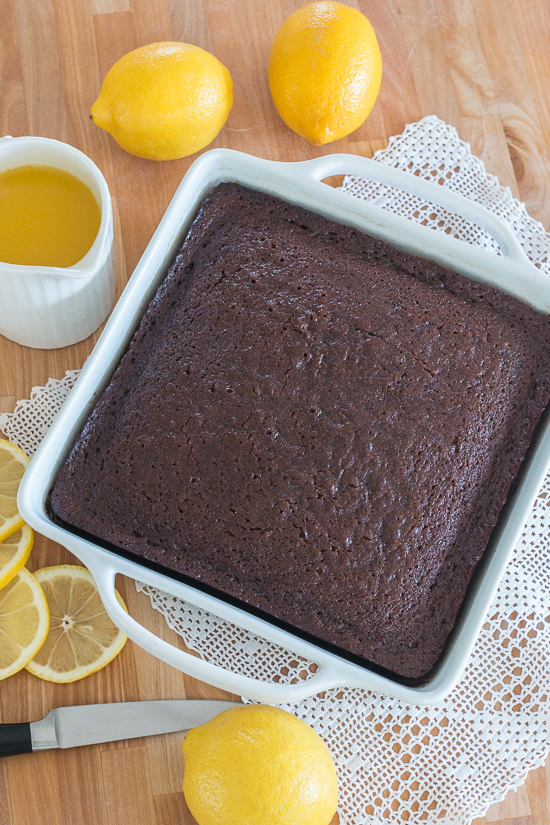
50,183,550,679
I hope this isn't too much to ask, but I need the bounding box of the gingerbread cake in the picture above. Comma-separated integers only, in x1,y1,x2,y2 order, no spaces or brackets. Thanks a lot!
50,183,550,679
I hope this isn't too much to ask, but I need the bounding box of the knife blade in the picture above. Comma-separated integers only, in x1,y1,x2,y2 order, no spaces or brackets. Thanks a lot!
0,700,240,757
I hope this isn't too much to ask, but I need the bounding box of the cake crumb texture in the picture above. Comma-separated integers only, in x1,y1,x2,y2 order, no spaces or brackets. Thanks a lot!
50,183,550,679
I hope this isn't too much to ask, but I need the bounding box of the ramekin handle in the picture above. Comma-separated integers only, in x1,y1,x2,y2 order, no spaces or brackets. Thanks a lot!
295,153,534,271
86,557,338,703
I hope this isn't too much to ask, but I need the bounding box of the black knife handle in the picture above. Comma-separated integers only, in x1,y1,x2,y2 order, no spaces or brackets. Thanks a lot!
0,723,33,757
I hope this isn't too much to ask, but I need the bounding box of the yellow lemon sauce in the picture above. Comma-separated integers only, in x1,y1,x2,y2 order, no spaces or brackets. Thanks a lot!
0,165,101,267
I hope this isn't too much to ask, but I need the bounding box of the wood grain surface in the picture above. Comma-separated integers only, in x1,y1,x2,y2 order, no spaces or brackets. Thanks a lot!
1,0,550,823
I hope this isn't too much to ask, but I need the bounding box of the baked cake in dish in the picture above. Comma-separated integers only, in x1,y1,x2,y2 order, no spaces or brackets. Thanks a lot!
50,183,550,679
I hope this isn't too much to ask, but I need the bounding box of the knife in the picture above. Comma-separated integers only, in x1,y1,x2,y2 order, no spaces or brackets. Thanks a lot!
0,700,240,757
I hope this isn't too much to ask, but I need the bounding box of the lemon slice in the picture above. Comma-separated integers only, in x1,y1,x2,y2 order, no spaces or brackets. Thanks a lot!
25,565,127,683
0,438,30,541
0,566,50,680
0,524,34,589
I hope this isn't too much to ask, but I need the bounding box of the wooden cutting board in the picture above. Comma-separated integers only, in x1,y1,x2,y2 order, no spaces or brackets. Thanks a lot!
1,1,550,823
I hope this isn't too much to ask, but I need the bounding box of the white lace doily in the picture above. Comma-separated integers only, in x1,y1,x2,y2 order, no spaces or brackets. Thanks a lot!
3,116,550,825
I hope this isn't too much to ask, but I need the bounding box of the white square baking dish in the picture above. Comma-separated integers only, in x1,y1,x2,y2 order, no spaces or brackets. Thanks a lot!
17,149,550,705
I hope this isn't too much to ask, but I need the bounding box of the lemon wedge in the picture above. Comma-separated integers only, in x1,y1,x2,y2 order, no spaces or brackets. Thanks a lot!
0,524,34,589
0,439,30,541
25,565,127,682
0,566,49,680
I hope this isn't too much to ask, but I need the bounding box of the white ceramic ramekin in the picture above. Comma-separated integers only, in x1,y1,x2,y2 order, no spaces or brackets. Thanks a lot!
17,150,550,704
0,136,115,349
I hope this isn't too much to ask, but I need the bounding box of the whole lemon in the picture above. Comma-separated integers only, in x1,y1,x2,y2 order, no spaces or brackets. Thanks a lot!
182,705,338,825
91,42,233,160
269,1,382,146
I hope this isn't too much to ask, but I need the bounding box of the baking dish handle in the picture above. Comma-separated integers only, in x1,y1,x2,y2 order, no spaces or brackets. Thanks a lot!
86,556,340,703
295,153,537,273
